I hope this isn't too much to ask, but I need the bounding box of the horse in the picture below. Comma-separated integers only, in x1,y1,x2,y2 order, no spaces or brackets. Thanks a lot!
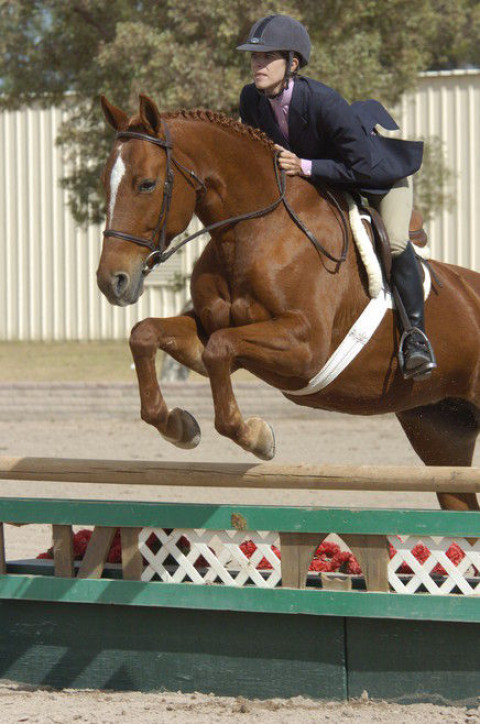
96,94,480,514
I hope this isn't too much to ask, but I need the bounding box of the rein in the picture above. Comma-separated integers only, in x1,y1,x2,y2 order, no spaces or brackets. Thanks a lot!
103,121,349,272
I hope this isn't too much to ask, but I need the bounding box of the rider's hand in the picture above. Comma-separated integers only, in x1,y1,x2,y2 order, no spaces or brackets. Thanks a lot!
274,145,304,176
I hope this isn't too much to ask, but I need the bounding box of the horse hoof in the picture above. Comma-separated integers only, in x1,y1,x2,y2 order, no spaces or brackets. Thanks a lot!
162,407,201,449
243,417,276,461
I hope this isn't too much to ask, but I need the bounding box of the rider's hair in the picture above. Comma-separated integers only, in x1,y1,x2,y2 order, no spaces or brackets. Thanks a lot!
282,51,301,75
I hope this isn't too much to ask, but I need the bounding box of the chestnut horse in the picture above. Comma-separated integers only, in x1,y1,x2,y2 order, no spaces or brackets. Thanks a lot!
97,94,480,513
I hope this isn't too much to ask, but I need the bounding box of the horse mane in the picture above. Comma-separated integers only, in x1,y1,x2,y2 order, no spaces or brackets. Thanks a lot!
130,108,276,154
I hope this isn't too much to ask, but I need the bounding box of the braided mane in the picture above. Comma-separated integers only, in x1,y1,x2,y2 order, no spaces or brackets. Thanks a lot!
160,108,276,153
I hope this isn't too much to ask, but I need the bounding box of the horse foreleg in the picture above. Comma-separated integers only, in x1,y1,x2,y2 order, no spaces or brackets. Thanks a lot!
202,317,315,460
129,314,207,449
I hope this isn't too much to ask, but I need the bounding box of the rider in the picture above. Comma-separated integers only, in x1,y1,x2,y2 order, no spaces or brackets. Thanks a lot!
237,14,436,381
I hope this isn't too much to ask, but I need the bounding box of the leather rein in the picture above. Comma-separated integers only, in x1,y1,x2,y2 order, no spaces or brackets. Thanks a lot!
103,121,350,273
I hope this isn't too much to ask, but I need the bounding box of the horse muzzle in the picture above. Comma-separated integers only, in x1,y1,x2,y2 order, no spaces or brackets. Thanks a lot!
96,266,145,306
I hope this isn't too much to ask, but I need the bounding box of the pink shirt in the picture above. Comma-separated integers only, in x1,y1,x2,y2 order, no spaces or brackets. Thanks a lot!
268,80,312,177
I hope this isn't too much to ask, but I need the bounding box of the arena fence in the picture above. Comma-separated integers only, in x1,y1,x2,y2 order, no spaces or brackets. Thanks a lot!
0,457,479,701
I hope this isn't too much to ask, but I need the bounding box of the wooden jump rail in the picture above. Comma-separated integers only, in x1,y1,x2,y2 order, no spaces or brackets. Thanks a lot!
0,455,480,491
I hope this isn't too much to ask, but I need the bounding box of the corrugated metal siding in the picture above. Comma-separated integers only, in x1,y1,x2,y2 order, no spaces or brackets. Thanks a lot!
0,105,205,340
0,70,479,340
400,70,480,270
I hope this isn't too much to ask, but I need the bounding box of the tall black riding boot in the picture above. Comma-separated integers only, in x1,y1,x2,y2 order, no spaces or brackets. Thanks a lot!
391,242,437,380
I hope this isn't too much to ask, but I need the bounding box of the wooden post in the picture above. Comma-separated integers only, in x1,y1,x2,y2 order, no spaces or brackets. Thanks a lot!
341,534,390,592
120,527,143,581
77,526,117,579
52,525,74,578
279,532,326,589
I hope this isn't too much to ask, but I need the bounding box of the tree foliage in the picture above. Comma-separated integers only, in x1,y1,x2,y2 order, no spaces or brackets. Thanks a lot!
0,0,470,223
424,0,480,70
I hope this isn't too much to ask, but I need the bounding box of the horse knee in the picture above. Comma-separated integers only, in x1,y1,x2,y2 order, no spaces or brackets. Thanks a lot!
202,331,234,372
129,318,159,355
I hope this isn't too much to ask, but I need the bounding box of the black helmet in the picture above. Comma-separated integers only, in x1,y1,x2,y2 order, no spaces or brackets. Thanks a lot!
237,14,311,68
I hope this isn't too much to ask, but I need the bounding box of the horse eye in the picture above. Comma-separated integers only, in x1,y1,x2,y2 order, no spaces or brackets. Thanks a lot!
139,179,156,193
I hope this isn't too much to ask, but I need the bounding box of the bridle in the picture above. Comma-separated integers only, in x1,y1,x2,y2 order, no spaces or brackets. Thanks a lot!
103,124,206,271
103,120,350,273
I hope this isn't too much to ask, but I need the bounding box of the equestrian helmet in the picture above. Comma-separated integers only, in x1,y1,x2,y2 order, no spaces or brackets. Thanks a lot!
237,14,311,67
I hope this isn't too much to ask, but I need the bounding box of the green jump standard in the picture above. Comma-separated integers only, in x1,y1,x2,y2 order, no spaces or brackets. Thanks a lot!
1,497,479,701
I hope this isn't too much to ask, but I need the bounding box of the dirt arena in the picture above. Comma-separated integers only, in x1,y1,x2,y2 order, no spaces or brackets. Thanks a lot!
1,377,479,723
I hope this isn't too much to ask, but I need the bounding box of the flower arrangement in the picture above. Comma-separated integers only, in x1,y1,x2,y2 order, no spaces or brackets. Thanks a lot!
240,538,471,576
37,529,472,577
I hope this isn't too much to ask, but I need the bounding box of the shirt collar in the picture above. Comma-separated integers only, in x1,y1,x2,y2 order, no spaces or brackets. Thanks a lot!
268,79,294,109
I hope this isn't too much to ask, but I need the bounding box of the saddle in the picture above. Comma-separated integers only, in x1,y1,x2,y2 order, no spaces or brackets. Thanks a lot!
366,207,427,284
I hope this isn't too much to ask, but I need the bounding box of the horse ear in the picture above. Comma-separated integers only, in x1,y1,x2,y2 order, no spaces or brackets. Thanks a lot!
100,95,129,131
139,94,162,135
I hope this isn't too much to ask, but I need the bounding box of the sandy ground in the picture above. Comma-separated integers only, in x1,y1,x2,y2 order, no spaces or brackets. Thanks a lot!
1,379,479,722
0,685,479,724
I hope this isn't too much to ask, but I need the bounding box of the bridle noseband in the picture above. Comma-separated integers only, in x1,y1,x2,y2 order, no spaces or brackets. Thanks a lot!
103,120,349,273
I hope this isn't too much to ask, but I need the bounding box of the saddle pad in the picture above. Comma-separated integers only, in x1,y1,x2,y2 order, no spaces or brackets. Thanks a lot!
346,194,384,298
346,194,430,299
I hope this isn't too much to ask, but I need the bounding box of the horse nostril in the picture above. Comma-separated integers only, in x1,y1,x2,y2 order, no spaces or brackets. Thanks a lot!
112,272,130,297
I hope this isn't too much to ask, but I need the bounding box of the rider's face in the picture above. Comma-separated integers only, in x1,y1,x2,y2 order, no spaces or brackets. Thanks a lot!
250,51,287,95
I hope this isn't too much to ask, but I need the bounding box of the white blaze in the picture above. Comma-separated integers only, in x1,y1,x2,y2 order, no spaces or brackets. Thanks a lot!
109,148,126,221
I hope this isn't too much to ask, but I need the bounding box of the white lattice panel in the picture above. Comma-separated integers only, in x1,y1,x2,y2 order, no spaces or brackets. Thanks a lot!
139,528,281,588
388,536,480,595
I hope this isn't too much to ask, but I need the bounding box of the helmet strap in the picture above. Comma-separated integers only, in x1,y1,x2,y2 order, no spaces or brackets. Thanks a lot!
265,51,295,99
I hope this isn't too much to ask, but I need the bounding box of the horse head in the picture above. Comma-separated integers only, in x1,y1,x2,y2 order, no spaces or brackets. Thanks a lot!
97,95,199,306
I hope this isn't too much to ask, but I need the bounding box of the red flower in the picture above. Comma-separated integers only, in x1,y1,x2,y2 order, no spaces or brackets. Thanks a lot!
72,529,93,559
308,541,361,574
239,540,281,570
36,528,95,561
107,530,122,563
389,540,470,575
240,540,257,558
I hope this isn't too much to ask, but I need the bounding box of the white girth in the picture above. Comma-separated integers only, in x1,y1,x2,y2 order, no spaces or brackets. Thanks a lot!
282,196,432,398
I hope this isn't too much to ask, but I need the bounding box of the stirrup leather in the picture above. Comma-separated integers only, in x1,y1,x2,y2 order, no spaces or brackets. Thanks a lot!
398,327,437,381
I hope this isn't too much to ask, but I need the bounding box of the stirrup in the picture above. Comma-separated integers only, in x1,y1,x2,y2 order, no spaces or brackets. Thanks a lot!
398,328,437,381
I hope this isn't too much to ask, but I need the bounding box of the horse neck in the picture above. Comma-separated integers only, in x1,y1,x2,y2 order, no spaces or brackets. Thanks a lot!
170,117,369,329
172,118,278,226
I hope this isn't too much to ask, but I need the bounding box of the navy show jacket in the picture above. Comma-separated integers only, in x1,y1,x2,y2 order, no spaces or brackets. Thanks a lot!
239,75,423,195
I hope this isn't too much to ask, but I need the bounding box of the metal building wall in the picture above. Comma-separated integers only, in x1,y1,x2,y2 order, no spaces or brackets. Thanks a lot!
0,70,479,340
0,105,203,340
400,69,480,270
